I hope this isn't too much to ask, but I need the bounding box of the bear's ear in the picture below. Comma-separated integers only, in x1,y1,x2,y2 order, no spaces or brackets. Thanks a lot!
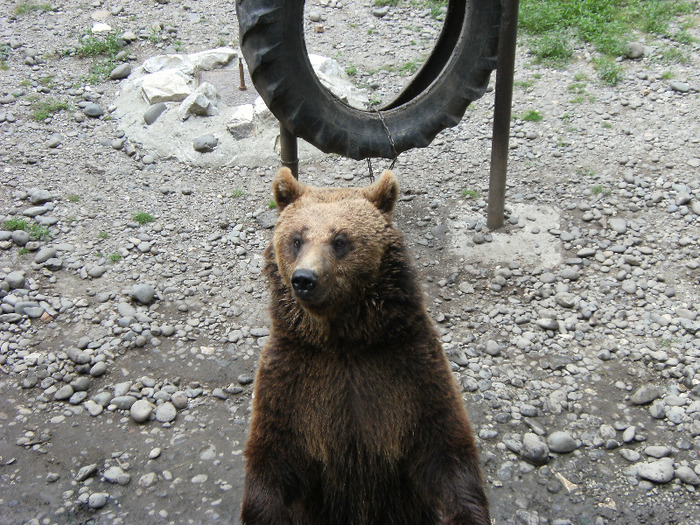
272,168,305,211
363,170,399,216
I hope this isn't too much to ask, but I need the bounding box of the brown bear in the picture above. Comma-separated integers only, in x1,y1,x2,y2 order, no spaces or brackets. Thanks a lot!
241,168,489,525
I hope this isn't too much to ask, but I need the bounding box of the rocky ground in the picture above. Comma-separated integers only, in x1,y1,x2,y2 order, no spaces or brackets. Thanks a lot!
1,1,700,524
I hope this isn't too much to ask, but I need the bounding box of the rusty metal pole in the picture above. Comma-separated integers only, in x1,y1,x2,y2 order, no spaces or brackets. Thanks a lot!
279,122,299,179
487,0,520,230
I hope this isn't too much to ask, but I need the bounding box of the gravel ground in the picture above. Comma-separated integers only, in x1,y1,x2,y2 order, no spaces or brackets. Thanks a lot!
1,1,700,524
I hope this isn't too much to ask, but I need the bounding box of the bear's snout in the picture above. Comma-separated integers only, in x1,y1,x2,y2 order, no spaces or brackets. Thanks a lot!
291,269,319,299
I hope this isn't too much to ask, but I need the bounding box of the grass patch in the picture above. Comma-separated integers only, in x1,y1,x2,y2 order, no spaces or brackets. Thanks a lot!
15,2,52,15
0,44,10,70
67,194,81,203
28,224,51,240
520,0,697,79
398,60,422,76
18,247,31,255
31,98,70,121
132,212,155,225
230,189,245,198
657,45,691,64
520,109,543,122
268,200,277,209
345,64,358,77
109,253,122,263
593,57,623,86
75,32,123,58
661,70,674,80
3,218,28,231
529,30,574,66
98,231,110,239
462,189,479,199
373,0,400,6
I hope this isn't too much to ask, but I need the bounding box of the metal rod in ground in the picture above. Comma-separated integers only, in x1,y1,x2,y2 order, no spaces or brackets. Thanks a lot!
487,0,520,230
279,122,299,179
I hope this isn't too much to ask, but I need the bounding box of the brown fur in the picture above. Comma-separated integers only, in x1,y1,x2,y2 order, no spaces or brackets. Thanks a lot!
241,168,490,525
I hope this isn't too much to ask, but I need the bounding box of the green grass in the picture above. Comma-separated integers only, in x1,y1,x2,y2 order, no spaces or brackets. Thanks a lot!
0,44,10,70
462,189,479,199
98,231,110,239
268,200,277,209
593,57,623,86
3,219,51,240
109,253,122,263
132,212,155,225
374,0,400,6
31,98,70,121
230,189,245,198
82,57,117,85
661,71,674,80
67,194,80,203
3,218,28,231
657,45,691,64
29,224,51,240
15,2,52,15
520,109,543,122
18,247,31,255
75,33,123,58
520,0,697,78
345,64,358,77
398,60,422,76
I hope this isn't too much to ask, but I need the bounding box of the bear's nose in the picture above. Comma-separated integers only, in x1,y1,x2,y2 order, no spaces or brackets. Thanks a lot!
291,269,318,297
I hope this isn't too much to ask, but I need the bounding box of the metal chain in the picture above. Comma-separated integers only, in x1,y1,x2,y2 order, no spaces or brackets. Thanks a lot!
365,109,399,181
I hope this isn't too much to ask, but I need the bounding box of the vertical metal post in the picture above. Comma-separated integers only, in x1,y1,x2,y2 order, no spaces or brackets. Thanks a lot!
279,122,299,179
487,0,520,230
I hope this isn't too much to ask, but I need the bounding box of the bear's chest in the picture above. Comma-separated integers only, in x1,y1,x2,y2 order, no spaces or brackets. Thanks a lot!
291,352,416,467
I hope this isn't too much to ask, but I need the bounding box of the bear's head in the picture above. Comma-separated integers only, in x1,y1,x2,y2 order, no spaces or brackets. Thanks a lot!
269,167,400,319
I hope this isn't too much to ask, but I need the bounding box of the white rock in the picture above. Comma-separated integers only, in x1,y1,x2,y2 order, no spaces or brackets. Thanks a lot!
141,69,192,104
227,104,255,139
92,22,112,34
308,54,368,109
142,48,237,76
178,82,220,120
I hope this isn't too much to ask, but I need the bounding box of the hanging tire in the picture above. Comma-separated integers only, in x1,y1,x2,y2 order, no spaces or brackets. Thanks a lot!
236,0,500,160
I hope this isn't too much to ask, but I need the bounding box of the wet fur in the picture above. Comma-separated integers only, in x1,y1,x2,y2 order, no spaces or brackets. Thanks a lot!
241,169,490,525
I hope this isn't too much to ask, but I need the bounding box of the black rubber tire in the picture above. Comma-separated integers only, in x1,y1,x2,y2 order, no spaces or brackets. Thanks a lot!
237,0,500,160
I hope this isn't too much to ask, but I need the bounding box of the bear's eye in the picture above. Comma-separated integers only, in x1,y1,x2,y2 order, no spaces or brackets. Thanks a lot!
291,236,302,255
332,236,350,257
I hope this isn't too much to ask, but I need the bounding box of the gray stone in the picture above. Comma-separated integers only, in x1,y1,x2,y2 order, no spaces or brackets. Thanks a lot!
12,230,30,246
90,362,107,377
46,134,61,148
54,385,74,401
5,270,25,289
131,284,156,305
644,446,671,458
193,134,218,152
608,218,627,234
521,433,549,465
547,431,578,453
28,189,53,204
155,402,177,423
83,103,104,118
626,42,644,59
23,206,48,217
630,385,661,405
638,460,675,483
88,493,109,509
109,63,132,80
143,102,167,125
103,466,131,486
670,80,690,93
130,399,154,423
75,464,98,482
675,466,700,486
111,395,137,409
34,247,56,263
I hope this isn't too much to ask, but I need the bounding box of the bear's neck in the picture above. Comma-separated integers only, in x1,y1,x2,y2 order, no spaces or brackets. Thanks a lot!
265,244,429,350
